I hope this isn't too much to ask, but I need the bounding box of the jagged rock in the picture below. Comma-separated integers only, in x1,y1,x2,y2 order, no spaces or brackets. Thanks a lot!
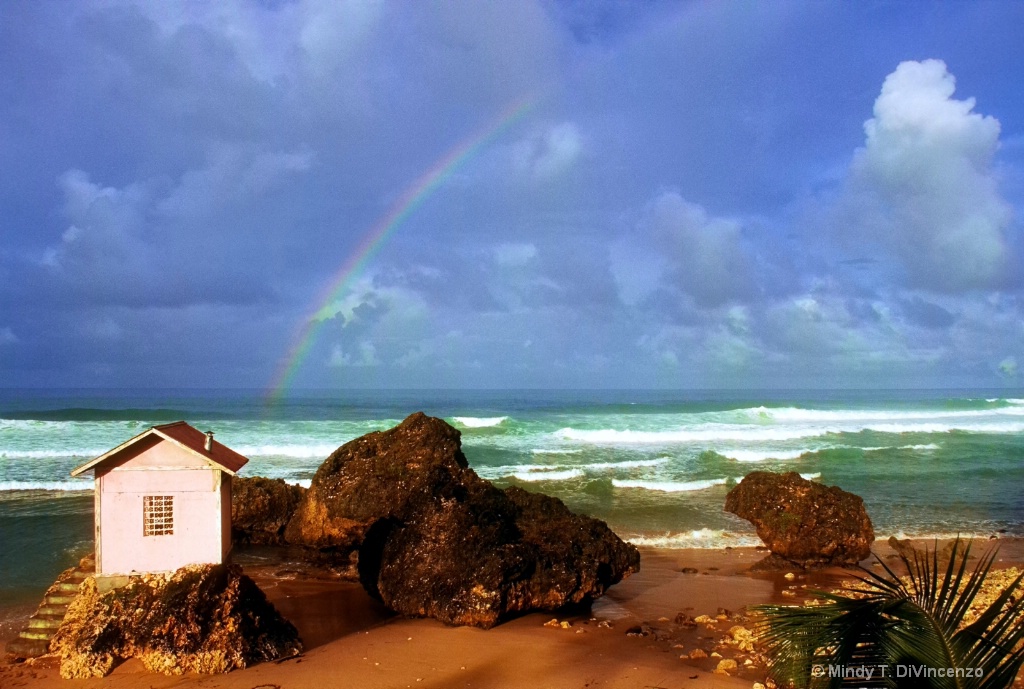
285,412,640,628
50,564,301,678
725,471,873,568
887,536,974,563
231,476,306,545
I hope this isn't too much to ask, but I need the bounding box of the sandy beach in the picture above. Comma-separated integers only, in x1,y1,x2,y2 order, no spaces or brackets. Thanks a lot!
4,538,1023,689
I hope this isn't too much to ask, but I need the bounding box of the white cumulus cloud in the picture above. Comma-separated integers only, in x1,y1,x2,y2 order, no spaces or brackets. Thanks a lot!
839,59,1012,292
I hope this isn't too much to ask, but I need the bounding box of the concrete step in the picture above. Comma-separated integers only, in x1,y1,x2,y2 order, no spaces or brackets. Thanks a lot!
37,604,68,617
27,616,64,630
6,636,50,660
44,595,77,605
58,581,82,592
18,630,52,641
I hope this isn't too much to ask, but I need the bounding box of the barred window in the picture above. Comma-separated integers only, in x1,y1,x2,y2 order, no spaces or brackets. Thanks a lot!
143,495,174,536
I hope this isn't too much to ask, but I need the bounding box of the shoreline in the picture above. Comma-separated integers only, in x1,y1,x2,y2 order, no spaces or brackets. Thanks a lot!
4,537,1023,688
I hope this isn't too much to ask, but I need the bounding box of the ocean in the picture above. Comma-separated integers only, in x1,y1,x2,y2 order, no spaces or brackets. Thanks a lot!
2,388,1023,606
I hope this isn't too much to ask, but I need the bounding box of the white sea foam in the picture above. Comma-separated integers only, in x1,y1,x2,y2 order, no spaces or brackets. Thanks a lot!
555,415,1024,446
800,472,821,480
0,481,93,492
580,457,671,470
452,416,509,428
862,444,940,452
719,448,812,463
234,444,338,458
529,448,581,455
475,457,670,480
511,469,583,482
287,479,312,489
746,405,1024,422
626,529,761,549
554,426,829,444
0,448,107,459
612,478,728,492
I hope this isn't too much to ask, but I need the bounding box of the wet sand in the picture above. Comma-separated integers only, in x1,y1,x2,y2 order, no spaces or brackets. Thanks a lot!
3,538,1022,689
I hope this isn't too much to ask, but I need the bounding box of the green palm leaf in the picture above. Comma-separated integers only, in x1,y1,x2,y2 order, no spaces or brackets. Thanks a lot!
754,538,1024,689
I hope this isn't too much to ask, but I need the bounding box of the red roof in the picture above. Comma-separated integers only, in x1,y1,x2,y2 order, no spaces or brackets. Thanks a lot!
70,421,249,477
153,421,249,474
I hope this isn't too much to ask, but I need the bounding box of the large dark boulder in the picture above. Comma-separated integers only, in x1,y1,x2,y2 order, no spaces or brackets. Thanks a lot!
232,476,306,545
285,412,640,628
724,471,874,568
50,564,301,678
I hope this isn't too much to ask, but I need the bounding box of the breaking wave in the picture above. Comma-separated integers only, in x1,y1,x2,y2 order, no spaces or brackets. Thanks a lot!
0,481,93,492
612,478,728,493
452,416,509,428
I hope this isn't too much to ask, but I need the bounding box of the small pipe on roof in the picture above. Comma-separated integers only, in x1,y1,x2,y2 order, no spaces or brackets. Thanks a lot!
205,431,214,452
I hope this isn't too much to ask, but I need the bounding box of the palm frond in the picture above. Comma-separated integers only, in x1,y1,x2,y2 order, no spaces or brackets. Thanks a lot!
753,538,1024,689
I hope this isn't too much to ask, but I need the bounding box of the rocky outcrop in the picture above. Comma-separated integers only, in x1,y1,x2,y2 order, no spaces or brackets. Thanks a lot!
285,412,640,628
232,476,306,545
725,471,873,569
50,564,301,678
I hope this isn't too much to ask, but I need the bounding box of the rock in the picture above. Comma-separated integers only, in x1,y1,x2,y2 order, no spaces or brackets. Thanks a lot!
726,625,755,652
888,536,973,563
625,624,652,637
50,564,301,678
231,476,306,545
674,612,697,627
715,658,738,675
725,471,873,568
689,648,708,659
680,567,699,574
285,412,640,628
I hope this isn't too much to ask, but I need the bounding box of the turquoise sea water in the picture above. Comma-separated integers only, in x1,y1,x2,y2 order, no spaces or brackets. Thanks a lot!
2,388,1023,605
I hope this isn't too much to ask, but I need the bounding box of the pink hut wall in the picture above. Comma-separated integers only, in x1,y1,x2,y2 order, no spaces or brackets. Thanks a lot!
94,440,229,576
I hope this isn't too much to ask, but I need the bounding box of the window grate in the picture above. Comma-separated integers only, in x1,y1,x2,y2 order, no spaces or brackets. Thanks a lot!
143,495,174,536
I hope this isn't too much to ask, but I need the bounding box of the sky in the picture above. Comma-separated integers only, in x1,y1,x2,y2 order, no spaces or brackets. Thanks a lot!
2,0,1023,392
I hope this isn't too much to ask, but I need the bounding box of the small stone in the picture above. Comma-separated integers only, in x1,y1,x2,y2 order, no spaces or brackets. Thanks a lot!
689,649,708,659
657,616,670,622
681,567,699,574
784,572,796,580
559,621,571,629
694,615,714,624
711,651,723,658
543,618,560,628
754,683,766,689
715,658,738,674
625,624,652,637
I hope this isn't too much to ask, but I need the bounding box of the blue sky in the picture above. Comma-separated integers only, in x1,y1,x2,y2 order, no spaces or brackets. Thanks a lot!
2,0,1023,390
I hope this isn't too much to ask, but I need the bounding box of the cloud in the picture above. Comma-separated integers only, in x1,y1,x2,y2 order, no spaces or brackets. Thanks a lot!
999,356,1018,378
328,341,380,368
0,327,17,345
40,147,310,307
836,59,1013,292
615,191,755,308
493,242,538,267
512,122,583,179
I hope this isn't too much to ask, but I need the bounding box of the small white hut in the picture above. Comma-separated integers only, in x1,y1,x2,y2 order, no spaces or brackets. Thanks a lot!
70,421,249,577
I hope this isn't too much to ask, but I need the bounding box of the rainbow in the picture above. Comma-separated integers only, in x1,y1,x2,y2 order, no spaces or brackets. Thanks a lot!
267,97,536,400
